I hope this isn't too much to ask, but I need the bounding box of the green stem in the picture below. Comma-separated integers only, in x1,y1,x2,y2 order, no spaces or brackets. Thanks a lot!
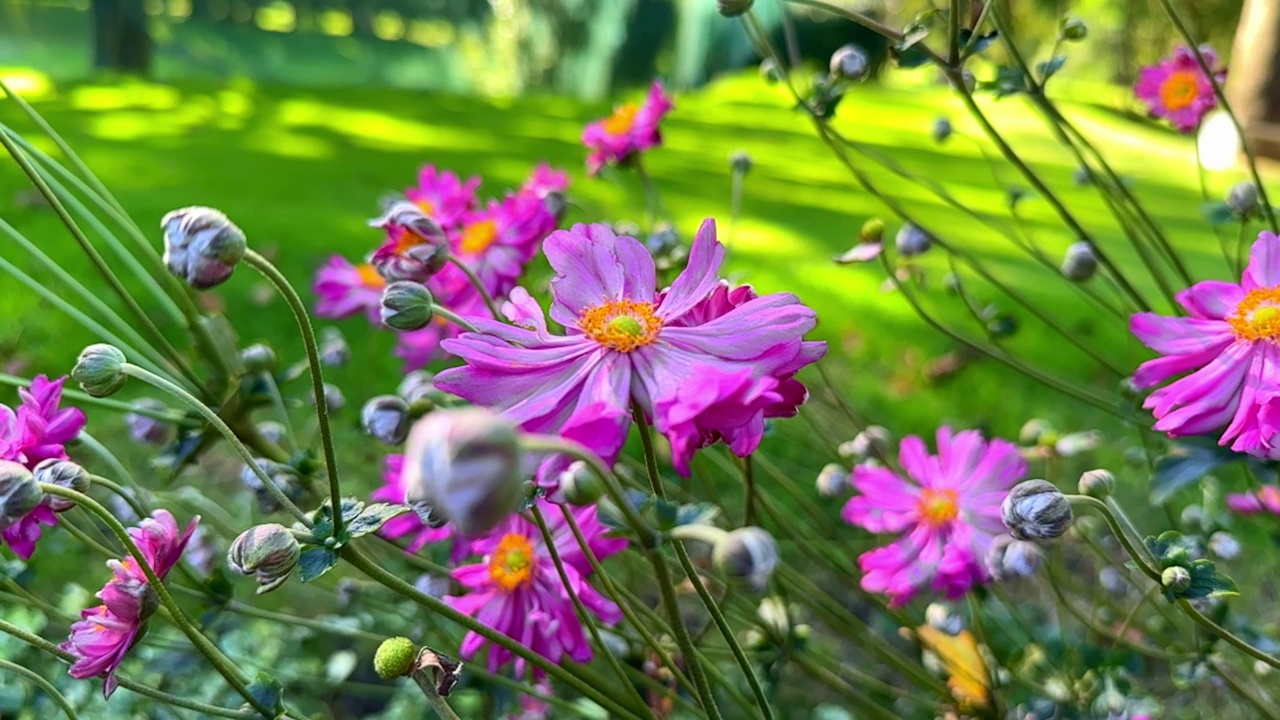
447,254,500,318
89,474,149,518
121,363,310,525
410,670,464,720
741,455,757,525
947,0,960,65
789,654,902,720
1211,659,1280,720
432,304,479,332
0,373,194,426
242,249,343,539
0,659,78,719
1065,495,1161,581
1177,599,1280,670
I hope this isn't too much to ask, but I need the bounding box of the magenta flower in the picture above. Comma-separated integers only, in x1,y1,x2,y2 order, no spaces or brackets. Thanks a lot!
447,500,625,677
1,375,85,559
521,164,569,199
1134,45,1225,134
582,81,673,175
842,427,1026,606
1131,231,1280,458
1226,486,1280,516
62,510,198,697
439,192,558,302
371,454,454,553
434,220,824,480
405,165,481,233
313,256,386,323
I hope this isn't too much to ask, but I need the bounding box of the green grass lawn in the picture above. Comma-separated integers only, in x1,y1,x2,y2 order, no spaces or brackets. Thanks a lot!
0,68,1269,506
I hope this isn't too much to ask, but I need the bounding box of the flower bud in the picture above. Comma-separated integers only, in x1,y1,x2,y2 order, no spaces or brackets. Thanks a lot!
398,370,444,406
72,344,127,397
1059,16,1087,41
240,459,304,514
1002,480,1073,541
361,395,411,446
240,343,277,373
1018,418,1053,445
401,408,523,537
1209,531,1240,561
895,223,933,257
989,535,1041,580
932,116,952,143
716,0,752,18
369,201,448,282
374,636,418,680
414,574,451,599
829,44,869,81
227,523,300,594
257,421,287,446
1061,241,1099,282
841,425,891,460
543,190,568,222
380,282,435,331
1077,469,1115,500
859,218,885,244
815,463,848,498
319,327,350,367
713,527,779,590
558,461,605,505
33,459,89,512
161,206,246,289
1226,181,1259,217
924,602,962,634
729,150,753,175
316,383,345,413
646,224,680,255
1161,565,1191,593
0,461,41,530
125,399,172,445
1098,567,1126,596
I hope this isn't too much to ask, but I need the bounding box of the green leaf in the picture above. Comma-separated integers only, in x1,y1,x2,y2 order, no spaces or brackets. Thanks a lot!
348,503,409,539
653,498,680,531
198,314,244,387
1144,530,1195,567
959,29,999,57
246,672,284,717
1202,201,1235,227
1037,56,1067,81
986,65,1027,98
597,489,649,532
1149,436,1274,503
1180,559,1239,600
298,547,339,583
898,21,931,51
675,502,721,527
894,46,931,69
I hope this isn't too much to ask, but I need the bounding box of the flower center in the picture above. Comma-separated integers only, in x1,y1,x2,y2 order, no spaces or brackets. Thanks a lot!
356,263,386,289
918,488,960,526
393,227,423,254
489,533,537,592
602,102,639,136
1159,70,1199,111
415,199,436,217
1229,287,1280,341
460,219,499,255
579,299,663,352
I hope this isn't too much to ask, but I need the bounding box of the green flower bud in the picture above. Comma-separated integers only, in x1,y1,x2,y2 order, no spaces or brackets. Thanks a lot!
1077,469,1115,500
558,460,605,505
1060,16,1088,42
380,282,434,331
713,527,779,591
227,523,300,594
72,344,127,397
240,343,277,373
374,636,418,680
162,206,247,290
1001,480,1073,541
33,459,89,512
716,0,753,18
1161,566,1192,593
0,461,41,530
859,219,885,244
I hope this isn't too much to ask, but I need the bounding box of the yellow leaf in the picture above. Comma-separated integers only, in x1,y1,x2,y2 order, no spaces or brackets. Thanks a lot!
916,625,991,710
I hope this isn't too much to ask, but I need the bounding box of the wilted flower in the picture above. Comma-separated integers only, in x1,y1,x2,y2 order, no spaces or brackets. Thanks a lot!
72,344,127,398
161,206,246,290
1226,181,1259,217
313,256,386,323
362,395,411,446
815,463,849,498
895,223,933,257
380,282,435,331
227,523,300,594
844,427,1026,606
829,44,869,80
582,81,673,175
1061,242,1099,282
33,459,89,512
125,399,172,445
713,527,779,590
1134,45,1225,133
1002,480,1073,541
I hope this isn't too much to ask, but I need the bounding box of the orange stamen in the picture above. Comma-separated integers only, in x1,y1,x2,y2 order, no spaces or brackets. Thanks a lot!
579,299,662,352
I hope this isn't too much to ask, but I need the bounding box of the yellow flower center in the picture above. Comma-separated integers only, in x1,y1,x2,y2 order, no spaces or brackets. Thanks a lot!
918,488,960,526
602,102,639,136
356,263,386,289
460,219,499,255
415,199,436,217
489,533,537,592
580,299,662,352
1229,287,1280,341
1159,70,1200,111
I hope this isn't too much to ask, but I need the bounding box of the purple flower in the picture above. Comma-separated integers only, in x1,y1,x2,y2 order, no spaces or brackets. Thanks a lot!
405,165,481,234
313,256,386,323
842,427,1026,607
582,81,674,175
1134,45,1225,134
1131,231,1280,458
434,220,825,481
1226,485,1280,516
447,500,625,678
370,454,454,553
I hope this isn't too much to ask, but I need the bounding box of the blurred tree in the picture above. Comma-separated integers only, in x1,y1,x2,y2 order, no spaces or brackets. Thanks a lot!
1228,0,1280,159
92,0,152,73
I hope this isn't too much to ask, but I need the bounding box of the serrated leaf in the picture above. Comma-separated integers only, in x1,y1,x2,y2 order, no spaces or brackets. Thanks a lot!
246,672,284,717
1202,201,1235,227
1181,559,1239,600
675,502,720,527
348,503,408,539
298,547,339,583
1037,56,1066,81
1144,530,1195,567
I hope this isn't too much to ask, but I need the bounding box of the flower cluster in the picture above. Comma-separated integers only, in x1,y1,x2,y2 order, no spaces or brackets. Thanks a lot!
61,510,199,697
1134,45,1225,134
0,375,85,559
314,163,568,370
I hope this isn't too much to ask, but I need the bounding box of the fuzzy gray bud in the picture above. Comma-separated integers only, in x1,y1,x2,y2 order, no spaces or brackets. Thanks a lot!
361,395,411,446
0,461,41,530
319,326,350,367
829,44,869,81
1161,565,1191,593
380,282,434,331
989,535,1041,580
815,463,849,498
227,523,300,594
838,425,891,460
1077,469,1115,500
1061,242,1099,282
1226,181,1259,217
125,399,172,445
33,459,89,513
1002,480,1073,541
895,223,933,257
161,206,246,289
714,527,779,590
72,344,127,397
240,459,304,514
716,0,753,18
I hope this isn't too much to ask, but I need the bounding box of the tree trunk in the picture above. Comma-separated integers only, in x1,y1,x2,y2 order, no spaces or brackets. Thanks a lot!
1229,0,1280,159
91,0,152,73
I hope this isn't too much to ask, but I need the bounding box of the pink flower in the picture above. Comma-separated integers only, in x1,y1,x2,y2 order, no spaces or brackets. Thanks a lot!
1226,485,1280,516
393,291,490,371
405,165,481,234
447,500,625,678
61,510,199,698
434,220,825,482
440,193,557,302
1,375,85,559
313,256,386,324
1131,231,1280,458
582,81,673,175
371,454,454,553
842,427,1026,607
521,164,569,199
1134,45,1225,133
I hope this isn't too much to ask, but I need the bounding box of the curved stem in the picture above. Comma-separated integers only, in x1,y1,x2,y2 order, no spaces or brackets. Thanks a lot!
0,659,79,719
1178,598,1280,670
431,304,479,333
89,474,148,519
1065,494,1161,581
242,249,343,539
122,363,310,525
446,254,500,318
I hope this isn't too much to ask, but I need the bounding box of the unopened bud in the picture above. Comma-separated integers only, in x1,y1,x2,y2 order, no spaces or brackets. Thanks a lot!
1019,418,1053,446
932,116,952,143
895,223,933,257
401,408,523,537
362,395,411,446
859,219,885,244
240,343,277,373
33,460,89,512
369,202,448,282
374,636,418,680
815,463,848,498
1209,531,1240,561
1226,181,1259,217
716,0,753,18
72,344,127,397
1060,16,1087,41
1077,469,1115,499
1002,480,1073,541
0,462,41,529
989,535,1041,580
1061,242,1099,282
840,425,891,460
1161,566,1192,593
543,190,568,221
227,523,300,594
125,399,172,445
713,527,779,590
729,150,753,175
257,421,287,446
161,206,246,290
319,326,350,367
829,44,869,81
380,282,435,331
558,461,605,505
316,383,345,413
240,459,304,514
